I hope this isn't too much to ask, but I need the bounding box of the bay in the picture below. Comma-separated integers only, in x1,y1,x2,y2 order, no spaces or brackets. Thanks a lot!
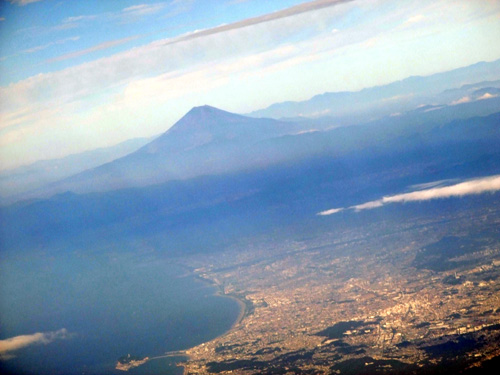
0,251,240,375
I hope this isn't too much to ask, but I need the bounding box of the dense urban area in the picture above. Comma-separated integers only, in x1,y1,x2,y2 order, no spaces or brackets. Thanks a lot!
178,197,500,374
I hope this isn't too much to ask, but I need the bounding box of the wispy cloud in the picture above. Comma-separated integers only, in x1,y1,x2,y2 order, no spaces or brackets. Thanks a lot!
122,3,167,17
402,14,425,27
62,15,99,24
0,328,72,360
60,2,169,29
21,36,80,54
318,175,500,215
158,0,353,48
7,0,42,6
45,36,140,63
409,178,458,191
317,207,344,216
0,37,80,62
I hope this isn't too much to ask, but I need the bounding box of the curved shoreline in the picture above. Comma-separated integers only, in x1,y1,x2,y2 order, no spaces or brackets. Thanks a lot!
177,263,248,331
115,262,247,374
193,273,247,328
171,264,249,374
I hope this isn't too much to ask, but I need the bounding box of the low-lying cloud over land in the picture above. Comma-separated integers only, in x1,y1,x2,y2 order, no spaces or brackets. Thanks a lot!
0,328,71,360
318,175,500,216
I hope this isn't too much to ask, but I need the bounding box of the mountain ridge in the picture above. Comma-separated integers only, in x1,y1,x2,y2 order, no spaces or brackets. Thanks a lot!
248,58,500,120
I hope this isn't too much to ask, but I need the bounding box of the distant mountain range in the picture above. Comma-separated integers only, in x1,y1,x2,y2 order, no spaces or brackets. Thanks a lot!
248,59,500,123
2,59,500,204
25,92,498,198
0,136,152,203
3,90,498,205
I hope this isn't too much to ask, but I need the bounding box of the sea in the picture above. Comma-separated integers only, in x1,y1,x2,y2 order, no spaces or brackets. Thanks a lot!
0,250,241,375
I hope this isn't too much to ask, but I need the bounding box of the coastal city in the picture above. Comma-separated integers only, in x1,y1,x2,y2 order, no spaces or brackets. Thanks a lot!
178,198,500,374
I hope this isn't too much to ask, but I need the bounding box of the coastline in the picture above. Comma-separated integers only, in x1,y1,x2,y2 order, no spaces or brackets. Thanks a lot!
172,263,249,375
177,263,249,330
114,262,247,374
194,273,248,328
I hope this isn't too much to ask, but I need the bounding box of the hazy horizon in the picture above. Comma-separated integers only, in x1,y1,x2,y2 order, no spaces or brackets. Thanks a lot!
1,0,500,170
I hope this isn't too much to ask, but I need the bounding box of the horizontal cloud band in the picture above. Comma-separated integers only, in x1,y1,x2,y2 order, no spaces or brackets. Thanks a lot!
317,175,500,215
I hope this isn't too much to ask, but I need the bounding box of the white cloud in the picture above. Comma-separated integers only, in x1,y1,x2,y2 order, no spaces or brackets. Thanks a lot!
382,93,414,102
423,105,444,112
409,178,458,191
351,200,384,211
451,92,497,106
317,207,343,216
122,3,167,16
382,175,500,204
318,175,500,215
308,109,332,117
451,96,471,105
399,14,427,29
61,14,99,26
405,14,425,24
477,92,497,100
0,329,72,360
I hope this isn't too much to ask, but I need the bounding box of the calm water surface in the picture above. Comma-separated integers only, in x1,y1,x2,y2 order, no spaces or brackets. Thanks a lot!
0,251,240,375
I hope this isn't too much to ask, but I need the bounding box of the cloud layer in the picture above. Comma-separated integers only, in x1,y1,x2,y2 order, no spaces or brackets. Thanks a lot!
318,175,500,215
0,328,71,360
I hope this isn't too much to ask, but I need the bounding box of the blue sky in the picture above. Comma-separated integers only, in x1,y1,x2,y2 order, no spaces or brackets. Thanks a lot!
1,0,500,170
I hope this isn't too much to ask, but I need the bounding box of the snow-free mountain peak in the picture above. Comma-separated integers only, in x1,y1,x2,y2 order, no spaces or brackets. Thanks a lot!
36,106,310,195
166,105,253,134
139,105,302,155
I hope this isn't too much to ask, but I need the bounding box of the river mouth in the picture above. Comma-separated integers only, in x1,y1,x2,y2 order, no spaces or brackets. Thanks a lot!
0,251,241,375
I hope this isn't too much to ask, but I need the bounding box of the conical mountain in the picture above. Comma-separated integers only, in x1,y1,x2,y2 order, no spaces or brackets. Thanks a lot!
136,105,301,156
40,105,307,195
